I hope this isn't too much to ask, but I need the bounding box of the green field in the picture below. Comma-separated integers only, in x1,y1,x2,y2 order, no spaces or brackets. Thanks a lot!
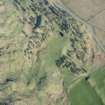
70,79,104,105
90,67,105,104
